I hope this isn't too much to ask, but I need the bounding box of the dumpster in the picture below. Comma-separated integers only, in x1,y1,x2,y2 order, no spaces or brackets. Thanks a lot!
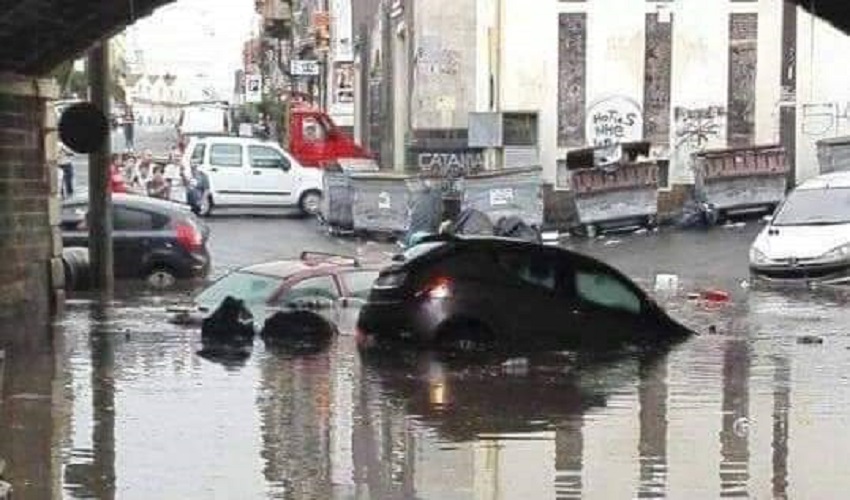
350,172,422,234
817,136,850,174
566,143,663,234
320,162,380,233
461,166,544,227
693,145,787,215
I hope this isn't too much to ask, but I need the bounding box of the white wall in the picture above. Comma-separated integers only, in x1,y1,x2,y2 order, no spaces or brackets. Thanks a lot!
795,8,850,184
494,0,782,185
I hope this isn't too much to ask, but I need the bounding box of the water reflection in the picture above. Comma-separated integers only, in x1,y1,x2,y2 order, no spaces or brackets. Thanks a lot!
6,284,850,498
64,301,116,500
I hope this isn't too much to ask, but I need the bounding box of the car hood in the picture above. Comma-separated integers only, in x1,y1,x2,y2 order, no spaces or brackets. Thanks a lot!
754,224,850,259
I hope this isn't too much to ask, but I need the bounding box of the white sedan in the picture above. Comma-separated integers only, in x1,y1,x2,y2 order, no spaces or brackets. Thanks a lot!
749,171,850,285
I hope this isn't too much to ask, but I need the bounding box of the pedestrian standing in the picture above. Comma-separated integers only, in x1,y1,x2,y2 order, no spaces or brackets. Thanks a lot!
58,142,75,198
123,107,135,151
147,165,170,200
183,162,210,215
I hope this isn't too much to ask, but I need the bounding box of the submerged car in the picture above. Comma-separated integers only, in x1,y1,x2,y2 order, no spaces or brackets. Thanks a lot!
168,252,381,333
749,172,850,285
356,235,692,352
61,193,211,288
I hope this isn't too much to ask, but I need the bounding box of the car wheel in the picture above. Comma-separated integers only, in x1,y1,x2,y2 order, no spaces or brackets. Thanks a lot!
435,320,495,354
146,267,178,289
298,190,322,217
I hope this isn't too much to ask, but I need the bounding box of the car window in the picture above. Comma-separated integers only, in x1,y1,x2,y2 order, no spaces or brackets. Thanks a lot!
209,144,243,167
277,276,339,304
113,207,162,231
772,187,850,226
496,251,558,291
339,271,380,299
195,272,284,311
249,145,289,170
190,143,206,165
575,270,642,314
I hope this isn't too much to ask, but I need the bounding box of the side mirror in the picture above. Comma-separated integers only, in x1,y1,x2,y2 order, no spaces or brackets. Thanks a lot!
279,160,291,172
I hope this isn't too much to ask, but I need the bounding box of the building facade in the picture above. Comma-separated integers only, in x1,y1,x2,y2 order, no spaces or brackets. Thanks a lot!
126,74,189,125
355,0,850,195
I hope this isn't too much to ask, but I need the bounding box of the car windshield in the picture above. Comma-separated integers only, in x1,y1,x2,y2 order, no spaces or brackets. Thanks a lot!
772,188,850,226
400,242,445,262
194,271,283,312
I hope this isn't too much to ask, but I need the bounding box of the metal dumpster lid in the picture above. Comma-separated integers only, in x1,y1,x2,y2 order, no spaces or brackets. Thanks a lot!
817,136,850,147
565,141,652,170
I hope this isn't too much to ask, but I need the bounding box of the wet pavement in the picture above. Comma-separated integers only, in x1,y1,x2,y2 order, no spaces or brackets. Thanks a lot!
5,214,850,497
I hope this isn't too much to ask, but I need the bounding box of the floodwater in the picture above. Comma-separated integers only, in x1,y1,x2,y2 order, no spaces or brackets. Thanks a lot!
4,218,850,499
1,282,848,500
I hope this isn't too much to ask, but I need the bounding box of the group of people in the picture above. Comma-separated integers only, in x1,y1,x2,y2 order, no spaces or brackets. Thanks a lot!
107,148,209,214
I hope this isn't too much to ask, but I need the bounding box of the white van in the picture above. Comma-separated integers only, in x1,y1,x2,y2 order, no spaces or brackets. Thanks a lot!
181,137,323,217
177,103,231,145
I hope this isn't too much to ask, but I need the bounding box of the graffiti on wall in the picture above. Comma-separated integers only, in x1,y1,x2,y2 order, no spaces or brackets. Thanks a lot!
801,102,850,137
414,45,461,76
585,96,643,148
674,106,726,150
673,106,727,181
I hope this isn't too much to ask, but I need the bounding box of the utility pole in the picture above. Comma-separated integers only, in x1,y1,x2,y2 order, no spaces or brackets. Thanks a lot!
87,41,114,293
780,1,798,190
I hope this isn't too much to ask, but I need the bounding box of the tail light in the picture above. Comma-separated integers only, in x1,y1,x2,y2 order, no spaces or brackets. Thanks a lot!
419,277,452,299
176,221,203,252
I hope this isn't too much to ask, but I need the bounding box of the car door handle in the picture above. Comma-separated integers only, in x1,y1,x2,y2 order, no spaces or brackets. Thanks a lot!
210,168,219,173
253,170,262,175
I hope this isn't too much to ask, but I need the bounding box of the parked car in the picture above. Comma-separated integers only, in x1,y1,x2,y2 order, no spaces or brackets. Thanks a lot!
749,171,850,285
181,136,324,216
356,235,692,353
61,194,211,288
168,252,381,333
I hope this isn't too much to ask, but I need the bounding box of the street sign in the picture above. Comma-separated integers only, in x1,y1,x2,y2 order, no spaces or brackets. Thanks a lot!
245,74,262,103
291,60,320,76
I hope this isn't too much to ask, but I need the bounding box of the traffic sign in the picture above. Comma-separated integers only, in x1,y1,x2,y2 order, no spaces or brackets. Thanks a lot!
291,60,320,76
245,74,262,103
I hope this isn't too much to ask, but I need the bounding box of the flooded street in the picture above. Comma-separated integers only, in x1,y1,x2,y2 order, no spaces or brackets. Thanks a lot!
3,219,850,499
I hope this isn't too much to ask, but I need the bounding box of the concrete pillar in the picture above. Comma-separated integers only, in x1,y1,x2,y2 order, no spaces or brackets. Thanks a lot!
0,73,63,320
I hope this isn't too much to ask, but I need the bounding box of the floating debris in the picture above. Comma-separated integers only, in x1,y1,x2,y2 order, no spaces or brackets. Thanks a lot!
797,335,824,345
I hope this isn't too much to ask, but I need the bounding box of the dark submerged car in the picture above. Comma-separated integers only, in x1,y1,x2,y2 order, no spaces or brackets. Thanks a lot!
356,235,692,353
61,194,211,288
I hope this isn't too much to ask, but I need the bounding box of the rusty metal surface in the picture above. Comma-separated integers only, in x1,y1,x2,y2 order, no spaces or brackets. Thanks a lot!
350,176,419,233
570,162,661,225
817,137,850,174
321,170,355,229
572,188,659,226
701,176,786,211
694,145,788,211
461,168,544,226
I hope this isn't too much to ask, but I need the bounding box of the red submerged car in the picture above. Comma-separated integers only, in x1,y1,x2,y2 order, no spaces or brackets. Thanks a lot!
168,252,383,333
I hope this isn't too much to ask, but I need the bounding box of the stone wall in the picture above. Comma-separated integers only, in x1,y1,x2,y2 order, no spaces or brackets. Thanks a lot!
0,74,63,320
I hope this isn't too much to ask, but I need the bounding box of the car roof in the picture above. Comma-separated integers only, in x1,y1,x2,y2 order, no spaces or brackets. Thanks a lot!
404,235,632,274
797,171,850,190
194,136,279,147
62,193,194,216
239,255,380,279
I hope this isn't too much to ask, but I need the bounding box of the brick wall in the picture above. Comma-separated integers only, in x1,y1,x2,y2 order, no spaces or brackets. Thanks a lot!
0,74,63,319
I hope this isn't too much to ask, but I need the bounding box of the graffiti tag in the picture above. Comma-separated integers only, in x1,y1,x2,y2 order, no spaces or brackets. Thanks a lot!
674,106,726,149
586,97,643,147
